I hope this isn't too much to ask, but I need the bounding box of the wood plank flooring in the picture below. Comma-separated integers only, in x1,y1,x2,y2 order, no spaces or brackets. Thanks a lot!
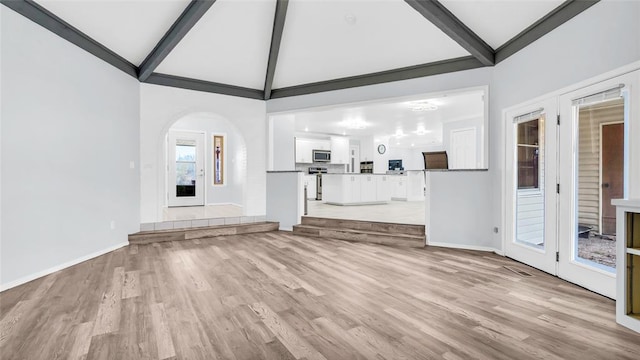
1,231,639,359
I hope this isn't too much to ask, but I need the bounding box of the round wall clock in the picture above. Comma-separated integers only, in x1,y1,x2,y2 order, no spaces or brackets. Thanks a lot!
377,144,386,154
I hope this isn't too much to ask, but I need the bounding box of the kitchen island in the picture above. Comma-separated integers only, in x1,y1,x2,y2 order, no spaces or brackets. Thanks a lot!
322,174,391,205
388,170,425,201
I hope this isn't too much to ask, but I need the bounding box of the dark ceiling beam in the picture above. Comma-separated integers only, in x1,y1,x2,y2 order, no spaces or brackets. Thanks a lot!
143,73,264,100
263,0,289,100
495,0,599,63
0,0,137,77
404,0,494,66
269,56,485,99
138,0,216,82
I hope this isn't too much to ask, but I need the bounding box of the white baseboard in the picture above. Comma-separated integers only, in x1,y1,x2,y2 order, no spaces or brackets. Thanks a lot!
0,242,129,292
427,241,501,254
279,226,293,231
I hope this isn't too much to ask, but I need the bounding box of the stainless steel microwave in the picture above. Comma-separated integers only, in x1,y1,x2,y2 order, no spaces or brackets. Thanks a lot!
312,150,331,162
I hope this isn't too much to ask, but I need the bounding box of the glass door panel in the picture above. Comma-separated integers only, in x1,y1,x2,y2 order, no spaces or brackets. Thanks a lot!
167,131,205,207
515,117,545,249
176,142,197,197
573,99,624,272
504,98,557,276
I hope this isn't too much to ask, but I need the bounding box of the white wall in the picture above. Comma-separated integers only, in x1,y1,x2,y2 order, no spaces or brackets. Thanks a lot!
269,115,295,171
140,84,266,223
1,8,140,289
266,172,304,231
426,171,494,251
170,114,247,206
386,147,424,171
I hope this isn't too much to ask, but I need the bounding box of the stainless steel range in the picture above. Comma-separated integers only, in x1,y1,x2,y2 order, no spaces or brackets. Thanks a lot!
308,167,327,200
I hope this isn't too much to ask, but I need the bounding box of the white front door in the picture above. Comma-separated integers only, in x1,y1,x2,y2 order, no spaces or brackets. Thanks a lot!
450,128,476,169
504,98,558,275
557,73,637,298
168,130,205,207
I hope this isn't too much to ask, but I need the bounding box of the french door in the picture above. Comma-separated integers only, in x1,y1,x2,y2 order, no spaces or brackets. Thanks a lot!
506,71,637,299
168,130,205,207
557,73,635,298
505,98,558,275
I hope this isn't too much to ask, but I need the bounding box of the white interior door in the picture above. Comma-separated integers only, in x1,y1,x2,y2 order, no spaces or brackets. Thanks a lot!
168,130,205,207
349,145,360,173
557,73,637,298
504,98,558,275
450,128,476,169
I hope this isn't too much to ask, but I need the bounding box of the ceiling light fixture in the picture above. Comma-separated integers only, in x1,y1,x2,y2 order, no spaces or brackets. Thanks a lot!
304,126,309,132
340,118,367,129
394,129,407,138
408,101,438,112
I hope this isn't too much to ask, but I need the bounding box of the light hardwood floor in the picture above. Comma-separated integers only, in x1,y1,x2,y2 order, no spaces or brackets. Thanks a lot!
1,232,639,359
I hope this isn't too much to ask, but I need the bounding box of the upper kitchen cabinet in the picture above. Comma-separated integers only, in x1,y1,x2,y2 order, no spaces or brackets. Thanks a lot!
295,138,313,163
295,138,331,163
330,136,349,164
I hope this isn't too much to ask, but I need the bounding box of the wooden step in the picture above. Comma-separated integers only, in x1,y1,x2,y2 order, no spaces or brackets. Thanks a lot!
300,216,425,236
292,224,425,248
128,222,279,245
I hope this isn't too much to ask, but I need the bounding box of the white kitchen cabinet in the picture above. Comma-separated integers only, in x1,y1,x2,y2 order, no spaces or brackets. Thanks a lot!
314,140,331,151
295,139,313,163
360,175,376,202
376,175,391,201
391,176,407,200
322,174,389,205
330,136,349,164
390,171,424,201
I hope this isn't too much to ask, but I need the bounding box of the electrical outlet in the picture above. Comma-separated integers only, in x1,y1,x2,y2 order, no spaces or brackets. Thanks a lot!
129,161,135,169
110,220,116,230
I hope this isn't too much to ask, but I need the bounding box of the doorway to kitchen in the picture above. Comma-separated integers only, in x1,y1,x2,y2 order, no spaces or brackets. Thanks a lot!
270,87,488,226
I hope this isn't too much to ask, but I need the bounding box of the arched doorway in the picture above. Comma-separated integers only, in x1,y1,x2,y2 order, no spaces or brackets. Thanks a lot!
162,113,248,221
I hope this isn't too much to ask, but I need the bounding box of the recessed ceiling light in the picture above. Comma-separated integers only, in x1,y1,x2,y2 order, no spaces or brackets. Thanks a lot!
342,131,346,136
411,143,415,147
394,129,407,138
344,13,357,25
304,126,309,132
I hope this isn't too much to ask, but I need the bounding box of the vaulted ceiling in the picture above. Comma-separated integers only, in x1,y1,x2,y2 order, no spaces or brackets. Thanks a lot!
2,0,599,100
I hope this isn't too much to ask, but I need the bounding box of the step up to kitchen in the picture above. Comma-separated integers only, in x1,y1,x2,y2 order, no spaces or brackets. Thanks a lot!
300,216,425,236
129,221,279,245
293,217,425,248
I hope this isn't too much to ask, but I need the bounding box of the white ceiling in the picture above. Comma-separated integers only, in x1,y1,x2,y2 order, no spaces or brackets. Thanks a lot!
440,0,565,49
279,88,485,148
25,0,576,92
273,0,470,88
155,0,276,89
36,0,190,65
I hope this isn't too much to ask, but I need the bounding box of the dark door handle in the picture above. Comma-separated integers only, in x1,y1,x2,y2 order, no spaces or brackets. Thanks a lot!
602,183,610,188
